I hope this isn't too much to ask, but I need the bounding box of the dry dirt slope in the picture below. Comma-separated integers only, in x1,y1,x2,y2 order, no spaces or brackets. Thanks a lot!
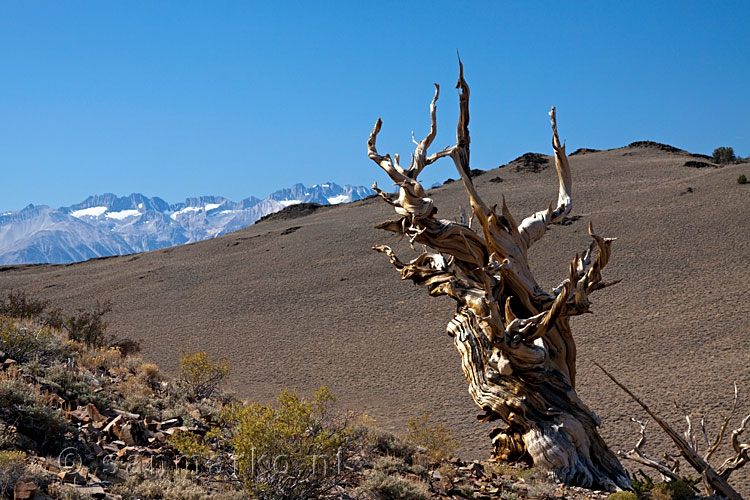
1,144,749,493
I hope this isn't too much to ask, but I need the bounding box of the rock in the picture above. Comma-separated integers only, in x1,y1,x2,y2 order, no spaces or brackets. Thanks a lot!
102,415,122,436
86,403,107,423
158,417,182,429
72,485,106,498
469,462,484,478
684,160,714,169
144,416,159,431
115,420,148,446
57,470,87,484
511,152,550,173
13,479,37,500
2,358,17,370
112,409,140,419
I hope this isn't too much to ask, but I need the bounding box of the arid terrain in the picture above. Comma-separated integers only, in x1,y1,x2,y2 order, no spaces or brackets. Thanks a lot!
2,143,749,494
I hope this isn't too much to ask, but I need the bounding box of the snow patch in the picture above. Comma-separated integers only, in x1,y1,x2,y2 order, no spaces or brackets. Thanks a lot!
106,209,141,220
204,203,221,211
169,206,202,220
71,206,108,218
327,194,350,205
278,200,302,207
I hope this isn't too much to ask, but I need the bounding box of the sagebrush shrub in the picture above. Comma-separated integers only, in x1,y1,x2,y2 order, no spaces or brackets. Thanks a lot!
738,174,747,185
0,450,27,499
63,300,112,347
218,386,352,500
0,290,48,320
39,363,107,409
368,428,416,461
0,316,62,363
608,492,638,500
0,373,70,449
405,413,459,465
363,470,429,500
178,351,229,400
650,480,697,500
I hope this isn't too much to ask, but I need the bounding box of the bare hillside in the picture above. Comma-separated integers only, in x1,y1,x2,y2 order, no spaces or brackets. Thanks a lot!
2,144,749,494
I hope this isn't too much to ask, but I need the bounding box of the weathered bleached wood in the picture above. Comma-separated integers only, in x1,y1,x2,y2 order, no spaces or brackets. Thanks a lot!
366,62,631,491
596,363,747,500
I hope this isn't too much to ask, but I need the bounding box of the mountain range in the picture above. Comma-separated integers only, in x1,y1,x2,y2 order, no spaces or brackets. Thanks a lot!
0,182,374,264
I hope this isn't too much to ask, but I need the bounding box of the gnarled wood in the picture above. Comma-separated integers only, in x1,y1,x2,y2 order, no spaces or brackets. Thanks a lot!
597,364,748,500
366,62,631,491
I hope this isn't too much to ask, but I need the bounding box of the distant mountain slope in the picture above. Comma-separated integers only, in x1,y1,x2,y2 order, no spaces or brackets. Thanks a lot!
0,182,374,264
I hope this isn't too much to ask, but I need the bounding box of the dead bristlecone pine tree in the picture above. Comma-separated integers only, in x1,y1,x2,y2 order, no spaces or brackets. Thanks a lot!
366,61,632,492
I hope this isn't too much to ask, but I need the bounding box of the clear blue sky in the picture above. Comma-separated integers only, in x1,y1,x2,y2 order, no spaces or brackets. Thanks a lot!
1,1,748,212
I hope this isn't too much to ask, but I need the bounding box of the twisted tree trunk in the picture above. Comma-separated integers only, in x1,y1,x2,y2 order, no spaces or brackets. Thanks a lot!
366,61,631,491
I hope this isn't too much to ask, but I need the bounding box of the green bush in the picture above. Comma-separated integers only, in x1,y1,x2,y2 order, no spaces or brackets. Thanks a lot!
405,413,459,465
0,316,63,364
0,374,70,450
111,470,244,500
0,290,49,320
362,470,429,500
608,492,638,500
38,363,107,409
631,471,698,500
220,386,351,500
0,450,27,500
178,351,229,401
169,429,210,459
738,174,747,185
374,455,409,475
713,146,736,164
368,428,416,461
63,300,112,347
650,479,696,500
373,456,427,478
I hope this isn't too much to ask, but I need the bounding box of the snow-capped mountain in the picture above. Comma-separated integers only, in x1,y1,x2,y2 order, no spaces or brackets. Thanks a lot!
0,182,373,265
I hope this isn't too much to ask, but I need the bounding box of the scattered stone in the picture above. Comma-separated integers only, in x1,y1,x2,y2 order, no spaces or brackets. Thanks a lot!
13,478,38,500
627,140,684,153
158,417,182,429
684,160,715,169
256,202,327,223
510,153,550,173
281,226,301,235
58,470,87,485
72,485,107,498
115,420,148,446
112,409,140,419
569,147,601,156
489,176,503,183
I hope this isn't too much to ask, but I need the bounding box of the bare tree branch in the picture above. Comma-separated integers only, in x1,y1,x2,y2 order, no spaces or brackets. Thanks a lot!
595,363,744,500
619,418,682,481
518,106,574,250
